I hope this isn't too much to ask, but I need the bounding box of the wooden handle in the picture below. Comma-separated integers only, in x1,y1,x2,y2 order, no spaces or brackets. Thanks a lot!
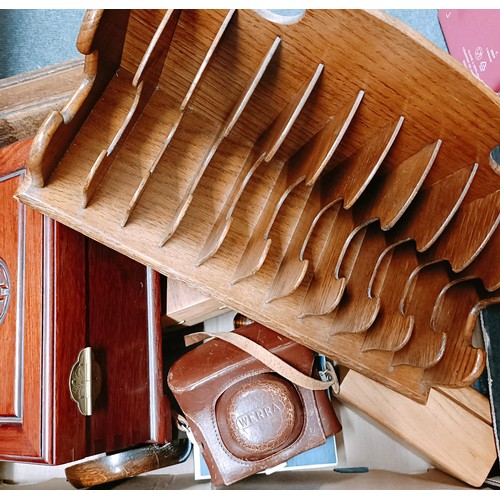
65,439,191,489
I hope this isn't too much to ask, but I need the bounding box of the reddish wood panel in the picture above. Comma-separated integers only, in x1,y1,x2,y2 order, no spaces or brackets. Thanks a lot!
0,140,169,464
0,144,44,459
87,239,170,456
50,220,88,464
0,174,22,417
0,138,32,177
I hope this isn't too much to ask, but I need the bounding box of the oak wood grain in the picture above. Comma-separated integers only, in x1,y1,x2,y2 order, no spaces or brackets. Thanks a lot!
197,62,324,266
230,91,363,285
422,278,489,389
457,223,500,292
391,262,449,368
15,9,500,403
361,240,417,352
266,117,403,308
338,369,497,488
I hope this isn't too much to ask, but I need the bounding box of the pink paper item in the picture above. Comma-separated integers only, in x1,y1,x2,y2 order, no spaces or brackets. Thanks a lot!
439,9,500,93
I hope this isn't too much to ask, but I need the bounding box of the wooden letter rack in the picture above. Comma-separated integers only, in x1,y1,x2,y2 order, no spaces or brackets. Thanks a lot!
15,9,500,403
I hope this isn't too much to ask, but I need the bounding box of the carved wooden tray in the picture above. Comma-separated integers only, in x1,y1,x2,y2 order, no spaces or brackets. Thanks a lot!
16,9,500,403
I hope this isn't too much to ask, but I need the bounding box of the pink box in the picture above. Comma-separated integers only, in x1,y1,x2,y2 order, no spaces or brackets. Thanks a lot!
438,9,500,93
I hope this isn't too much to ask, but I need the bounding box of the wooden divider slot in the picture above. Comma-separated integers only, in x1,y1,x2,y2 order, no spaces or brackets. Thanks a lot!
358,187,500,353
298,137,438,318
419,189,500,273
354,140,441,231
266,116,404,305
288,222,381,337
263,116,404,316
345,166,477,351
326,223,386,335
391,262,450,368
387,165,478,252
422,278,489,389
329,140,441,294
157,36,282,246
361,240,417,351
230,91,364,284
122,10,236,227
457,225,500,291
196,63,324,266
180,10,235,112
82,10,180,208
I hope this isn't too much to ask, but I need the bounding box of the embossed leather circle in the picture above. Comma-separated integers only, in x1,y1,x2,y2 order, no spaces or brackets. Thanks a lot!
215,373,304,461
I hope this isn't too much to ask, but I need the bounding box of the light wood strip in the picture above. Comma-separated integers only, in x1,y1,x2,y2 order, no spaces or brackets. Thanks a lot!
338,369,497,488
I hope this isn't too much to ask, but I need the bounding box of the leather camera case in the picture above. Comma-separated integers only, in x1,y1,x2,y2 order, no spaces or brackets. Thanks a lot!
167,322,342,486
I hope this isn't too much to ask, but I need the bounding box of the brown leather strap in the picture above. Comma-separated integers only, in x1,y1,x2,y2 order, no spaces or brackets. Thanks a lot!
187,331,339,393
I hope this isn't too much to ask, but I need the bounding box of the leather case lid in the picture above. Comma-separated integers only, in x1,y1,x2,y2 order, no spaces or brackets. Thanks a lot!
215,372,304,461
168,323,315,393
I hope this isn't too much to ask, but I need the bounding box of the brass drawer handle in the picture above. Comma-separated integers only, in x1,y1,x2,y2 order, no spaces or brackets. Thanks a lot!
69,347,102,416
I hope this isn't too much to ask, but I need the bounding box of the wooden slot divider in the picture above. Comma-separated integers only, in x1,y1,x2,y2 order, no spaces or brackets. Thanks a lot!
157,36,283,246
329,140,442,295
346,165,478,352
387,165,478,252
230,90,364,285
286,223,381,338
418,189,500,273
295,223,383,337
266,116,404,305
357,187,500,355
390,262,451,368
457,224,500,291
195,63,324,266
25,10,132,189
276,117,405,317
180,10,236,112
82,10,180,208
354,140,441,231
121,10,236,228
361,240,417,351
326,223,386,335
385,191,500,349
298,137,438,318
422,278,490,389
305,161,480,356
